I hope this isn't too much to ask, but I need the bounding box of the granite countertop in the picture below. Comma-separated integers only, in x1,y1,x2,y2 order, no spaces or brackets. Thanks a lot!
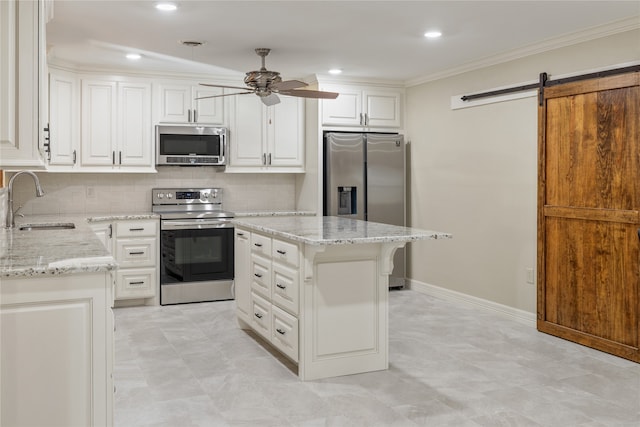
232,216,452,245
1,212,157,278
233,210,316,217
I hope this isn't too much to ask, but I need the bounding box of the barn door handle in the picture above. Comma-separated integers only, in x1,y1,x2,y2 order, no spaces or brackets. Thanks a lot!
637,229,640,240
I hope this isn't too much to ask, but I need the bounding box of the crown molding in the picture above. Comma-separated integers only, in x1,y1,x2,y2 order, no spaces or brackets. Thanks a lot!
405,16,640,88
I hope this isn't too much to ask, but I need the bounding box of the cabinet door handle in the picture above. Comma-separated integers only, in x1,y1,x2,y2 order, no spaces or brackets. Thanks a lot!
254,242,263,247
188,109,192,122
112,151,116,165
254,273,262,278
129,251,145,255
364,113,369,125
359,113,364,126
276,283,286,290
119,151,122,165
130,281,145,285
108,224,113,238
268,153,272,165
276,249,286,255
193,109,198,122
276,328,285,335
72,149,77,164
254,313,263,319
129,228,144,231
262,153,266,165
237,232,245,237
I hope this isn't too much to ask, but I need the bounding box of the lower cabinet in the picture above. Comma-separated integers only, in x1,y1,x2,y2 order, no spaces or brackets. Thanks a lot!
90,218,159,304
1,272,114,426
236,228,300,363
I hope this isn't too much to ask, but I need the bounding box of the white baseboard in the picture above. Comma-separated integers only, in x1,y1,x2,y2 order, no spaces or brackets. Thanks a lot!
406,279,537,327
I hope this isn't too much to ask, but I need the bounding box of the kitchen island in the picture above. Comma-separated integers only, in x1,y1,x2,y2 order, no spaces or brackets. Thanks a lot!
233,215,451,380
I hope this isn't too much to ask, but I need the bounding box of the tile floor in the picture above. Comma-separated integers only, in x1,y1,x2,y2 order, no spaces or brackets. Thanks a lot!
114,289,640,426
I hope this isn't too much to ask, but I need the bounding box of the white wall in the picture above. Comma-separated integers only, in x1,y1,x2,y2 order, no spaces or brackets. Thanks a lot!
406,29,640,313
7,168,297,215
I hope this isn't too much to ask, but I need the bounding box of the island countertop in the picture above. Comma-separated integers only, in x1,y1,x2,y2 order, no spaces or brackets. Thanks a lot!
232,215,452,245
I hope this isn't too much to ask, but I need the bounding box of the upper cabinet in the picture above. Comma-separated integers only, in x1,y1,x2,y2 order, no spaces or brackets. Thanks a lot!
81,78,153,170
0,0,48,168
157,83,224,124
47,70,155,173
47,70,79,167
227,95,305,173
320,84,403,129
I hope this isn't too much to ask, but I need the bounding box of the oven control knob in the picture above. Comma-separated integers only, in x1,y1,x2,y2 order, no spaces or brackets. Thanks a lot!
166,193,173,199
202,192,209,199
212,191,218,198
157,193,164,199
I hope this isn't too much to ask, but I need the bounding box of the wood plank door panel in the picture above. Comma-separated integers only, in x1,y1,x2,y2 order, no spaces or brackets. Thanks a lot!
538,72,640,362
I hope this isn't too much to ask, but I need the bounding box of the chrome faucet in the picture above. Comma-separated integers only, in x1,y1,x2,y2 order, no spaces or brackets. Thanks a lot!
6,171,45,228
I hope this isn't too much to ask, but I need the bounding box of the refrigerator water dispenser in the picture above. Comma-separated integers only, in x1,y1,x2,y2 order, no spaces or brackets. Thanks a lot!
337,186,357,215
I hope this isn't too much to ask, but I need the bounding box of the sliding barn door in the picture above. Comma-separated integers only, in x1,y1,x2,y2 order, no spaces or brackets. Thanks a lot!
538,72,640,362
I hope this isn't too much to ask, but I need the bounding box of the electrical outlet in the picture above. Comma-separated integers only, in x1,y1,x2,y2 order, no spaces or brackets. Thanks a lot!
526,268,535,284
86,186,96,199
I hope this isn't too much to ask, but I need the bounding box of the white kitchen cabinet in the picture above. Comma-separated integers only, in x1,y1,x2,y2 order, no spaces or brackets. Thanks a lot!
0,0,47,168
237,228,301,363
81,79,153,171
91,219,158,304
113,219,158,301
1,272,114,427
90,221,114,254
234,229,251,323
48,69,80,167
321,84,402,128
227,95,305,172
157,83,224,124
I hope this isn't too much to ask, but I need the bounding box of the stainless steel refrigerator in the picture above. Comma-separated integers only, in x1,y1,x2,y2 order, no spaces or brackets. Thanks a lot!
323,132,406,288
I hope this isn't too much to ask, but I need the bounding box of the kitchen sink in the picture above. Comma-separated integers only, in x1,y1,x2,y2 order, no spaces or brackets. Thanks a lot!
19,223,76,231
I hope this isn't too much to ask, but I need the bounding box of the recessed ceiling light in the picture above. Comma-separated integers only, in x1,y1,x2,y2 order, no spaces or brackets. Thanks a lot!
424,31,442,39
126,53,142,60
328,69,342,75
156,3,177,12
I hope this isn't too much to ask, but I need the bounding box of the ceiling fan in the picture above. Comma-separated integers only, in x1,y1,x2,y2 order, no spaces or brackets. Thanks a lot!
198,48,339,106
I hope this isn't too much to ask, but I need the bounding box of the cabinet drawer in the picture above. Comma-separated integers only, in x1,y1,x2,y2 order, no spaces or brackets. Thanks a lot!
271,305,299,362
115,238,157,268
115,268,156,300
272,263,299,316
251,292,272,340
116,220,157,238
250,254,271,298
272,239,299,267
251,233,272,257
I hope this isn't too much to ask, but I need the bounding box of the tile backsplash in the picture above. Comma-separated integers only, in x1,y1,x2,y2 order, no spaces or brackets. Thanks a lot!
6,168,297,216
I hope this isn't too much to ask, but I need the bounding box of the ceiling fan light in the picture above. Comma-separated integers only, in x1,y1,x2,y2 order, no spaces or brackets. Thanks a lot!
328,69,342,75
156,3,177,12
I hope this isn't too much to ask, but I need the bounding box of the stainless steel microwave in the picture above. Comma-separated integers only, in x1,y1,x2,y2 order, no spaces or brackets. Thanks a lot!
156,125,227,166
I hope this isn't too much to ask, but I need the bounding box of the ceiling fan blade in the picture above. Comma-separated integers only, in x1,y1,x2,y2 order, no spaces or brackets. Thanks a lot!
261,93,281,106
200,83,252,91
272,80,308,91
195,91,254,100
279,89,339,99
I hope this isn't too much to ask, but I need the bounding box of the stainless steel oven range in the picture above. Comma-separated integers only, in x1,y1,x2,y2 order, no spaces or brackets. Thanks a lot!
152,188,234,305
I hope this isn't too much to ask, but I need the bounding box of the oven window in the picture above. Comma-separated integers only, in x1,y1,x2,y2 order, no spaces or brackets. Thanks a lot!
161,227,233,283
159,134,221,156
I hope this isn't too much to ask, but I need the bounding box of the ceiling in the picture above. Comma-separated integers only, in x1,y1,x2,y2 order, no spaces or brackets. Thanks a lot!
46,1,640,85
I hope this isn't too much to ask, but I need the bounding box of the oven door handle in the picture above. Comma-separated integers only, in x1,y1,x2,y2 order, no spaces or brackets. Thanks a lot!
161,220,234,230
